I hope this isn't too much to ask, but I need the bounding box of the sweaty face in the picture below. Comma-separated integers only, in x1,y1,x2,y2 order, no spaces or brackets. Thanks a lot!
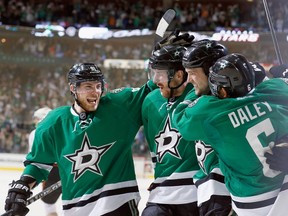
71,81,102,112
186,67,210,96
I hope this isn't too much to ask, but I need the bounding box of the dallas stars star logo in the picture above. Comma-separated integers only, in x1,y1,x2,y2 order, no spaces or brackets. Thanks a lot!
155,116,182,163
174,50,181,57
65,133,114,182
206,41,212,49
195,140,214,174
219,61,227,70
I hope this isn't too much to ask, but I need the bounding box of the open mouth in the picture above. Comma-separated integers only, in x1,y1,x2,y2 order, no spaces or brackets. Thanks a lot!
87,98,97,104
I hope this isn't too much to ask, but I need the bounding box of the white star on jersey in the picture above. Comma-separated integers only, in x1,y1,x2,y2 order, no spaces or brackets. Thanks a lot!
65,133,114,182
195,140,213,174
155,116,182,163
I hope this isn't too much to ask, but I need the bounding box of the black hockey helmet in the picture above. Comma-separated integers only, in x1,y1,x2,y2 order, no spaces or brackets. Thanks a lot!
68,63,104,91
149,44,187,85
208,53,255,98
182,39,228,75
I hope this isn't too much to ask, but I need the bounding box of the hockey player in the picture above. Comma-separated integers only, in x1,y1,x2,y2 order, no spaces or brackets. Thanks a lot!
141,43,200,216
28,107,62,216
265,63,288,173
5,63,157,216
173,53,288,216
180,39,233,216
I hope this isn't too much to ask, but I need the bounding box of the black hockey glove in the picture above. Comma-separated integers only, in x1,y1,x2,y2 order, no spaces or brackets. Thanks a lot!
5,179,32,216
265,143,288,173
250,62,267,86
199,195,232,216
154,29,195,51
269,64,288,78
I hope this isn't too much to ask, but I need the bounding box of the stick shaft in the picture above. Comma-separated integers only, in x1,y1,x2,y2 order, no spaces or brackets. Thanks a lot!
1,180,62,216
27,180,62,205
262,0,283,64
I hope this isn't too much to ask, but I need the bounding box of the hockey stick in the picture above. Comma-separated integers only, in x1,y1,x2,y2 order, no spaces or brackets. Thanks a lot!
27,180,61,205
154,9,176,45
1,180,62,216
262,0,283,64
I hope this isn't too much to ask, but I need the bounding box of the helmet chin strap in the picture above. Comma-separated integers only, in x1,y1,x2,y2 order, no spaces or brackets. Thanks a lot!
72,85,89,121
167,69,187,99
73,99,89,121
168,79,186,90
167,80,186,100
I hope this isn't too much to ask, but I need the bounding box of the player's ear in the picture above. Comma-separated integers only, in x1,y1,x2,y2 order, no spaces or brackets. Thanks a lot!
218,87,228,99
70,84,76,94
176,69,186,80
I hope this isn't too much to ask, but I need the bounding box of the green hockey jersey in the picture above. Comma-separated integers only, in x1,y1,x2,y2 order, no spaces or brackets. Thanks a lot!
24,81,156,216
173,78,288,215
176,86,230,208
141,83,200,205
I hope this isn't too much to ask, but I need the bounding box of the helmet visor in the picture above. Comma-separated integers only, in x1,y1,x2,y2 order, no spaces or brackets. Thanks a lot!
149,66,169,83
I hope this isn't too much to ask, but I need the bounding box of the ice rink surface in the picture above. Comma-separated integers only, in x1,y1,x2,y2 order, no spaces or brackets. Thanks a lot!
0,164,152,216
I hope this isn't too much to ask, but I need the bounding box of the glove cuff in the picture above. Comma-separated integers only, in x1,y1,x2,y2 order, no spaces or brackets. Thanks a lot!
9,180,32,196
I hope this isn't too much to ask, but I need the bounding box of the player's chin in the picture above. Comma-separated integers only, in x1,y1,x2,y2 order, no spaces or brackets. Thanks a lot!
194,88,203,96
160,89,170,98
84,101,100,112
160,87,170,98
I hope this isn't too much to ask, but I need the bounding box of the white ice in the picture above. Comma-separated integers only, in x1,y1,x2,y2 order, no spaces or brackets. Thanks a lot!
0,165,151,216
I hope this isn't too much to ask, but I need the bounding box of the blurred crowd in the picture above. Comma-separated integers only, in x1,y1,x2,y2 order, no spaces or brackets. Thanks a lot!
0,0,287,32
0,63,148,154
0,0,287,155
0,38,278,155
0,37,282,155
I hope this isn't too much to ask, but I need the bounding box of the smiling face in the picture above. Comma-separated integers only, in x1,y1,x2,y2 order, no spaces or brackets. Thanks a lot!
71,81,103,113
186,67,210,96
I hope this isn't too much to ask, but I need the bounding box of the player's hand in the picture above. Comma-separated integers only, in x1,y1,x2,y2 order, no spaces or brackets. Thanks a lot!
265,143,288,173
269,64,288,78
199,195,232,216
154,29,194,51
250,62,267,85
5,179,32,216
